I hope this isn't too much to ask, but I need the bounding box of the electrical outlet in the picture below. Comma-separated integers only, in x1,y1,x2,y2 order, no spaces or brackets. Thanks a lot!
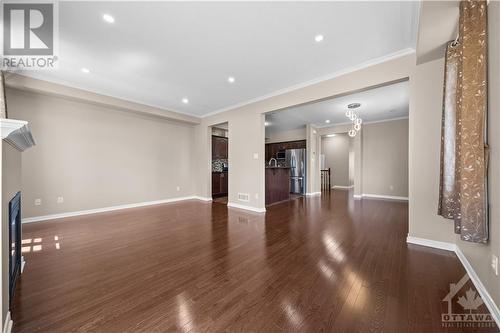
253,153,259,159
492,254,499,276
34,198,42,206
176,186,180,192
57,196,64,204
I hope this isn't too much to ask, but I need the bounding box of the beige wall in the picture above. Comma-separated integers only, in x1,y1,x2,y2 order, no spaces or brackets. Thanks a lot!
265,127,306,144
1,142,21,327
409,1,500,308
194,53,414,209
321,134,351,187
454,1,500,310
408,57,455,242
362,119,409,197
6,88,196,218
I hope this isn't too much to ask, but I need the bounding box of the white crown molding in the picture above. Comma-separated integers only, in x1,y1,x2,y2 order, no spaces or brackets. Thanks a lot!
1,119,35,151
227,202,266,213
7,49,414,121
406,235,500,327
5,73,201,125
317,116,409,130
202,48,415,118
2,311,12,333
22,196,207,223
363,116,409,125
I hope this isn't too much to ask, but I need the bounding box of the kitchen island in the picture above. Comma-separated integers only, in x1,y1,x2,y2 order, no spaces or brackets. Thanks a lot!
265,167,291,205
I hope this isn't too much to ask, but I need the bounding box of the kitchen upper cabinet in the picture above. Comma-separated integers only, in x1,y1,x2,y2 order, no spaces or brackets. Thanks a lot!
212,136,228,159
265,140,306,161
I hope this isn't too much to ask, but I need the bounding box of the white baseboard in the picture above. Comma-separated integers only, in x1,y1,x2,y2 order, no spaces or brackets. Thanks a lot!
3,311,12,333
406,235,500,327
305,192,321,196
361,193,409,201
22,196,208,223
227,202,266,213
406,236,456,252
455,246,500,327
332,185,353,189
193,196,213,202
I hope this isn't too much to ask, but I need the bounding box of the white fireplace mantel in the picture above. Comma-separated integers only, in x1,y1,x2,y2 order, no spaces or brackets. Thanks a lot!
1,118,35,151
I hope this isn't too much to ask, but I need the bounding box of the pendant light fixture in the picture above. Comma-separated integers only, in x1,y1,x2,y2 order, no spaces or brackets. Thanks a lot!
346,103,362,137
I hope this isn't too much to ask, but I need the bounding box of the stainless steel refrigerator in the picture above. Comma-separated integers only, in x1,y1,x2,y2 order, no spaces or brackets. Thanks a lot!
285,149,306,195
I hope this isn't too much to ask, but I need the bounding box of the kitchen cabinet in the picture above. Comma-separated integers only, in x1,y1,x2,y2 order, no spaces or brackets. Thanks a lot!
265,140,306,161
212,136,228,159
212,172,228,197
265,167,291,205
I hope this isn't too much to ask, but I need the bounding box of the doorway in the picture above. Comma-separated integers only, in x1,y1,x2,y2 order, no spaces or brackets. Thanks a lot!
211,123,229,204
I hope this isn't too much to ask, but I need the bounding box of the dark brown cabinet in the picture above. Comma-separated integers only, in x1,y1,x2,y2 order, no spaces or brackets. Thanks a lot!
212,135,228,198
212,136,228,159
212,172,228,197
265,140,306,161
265,168,291,205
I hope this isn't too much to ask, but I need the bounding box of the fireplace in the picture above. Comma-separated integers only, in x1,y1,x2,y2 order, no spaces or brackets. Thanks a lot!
9,191,22,302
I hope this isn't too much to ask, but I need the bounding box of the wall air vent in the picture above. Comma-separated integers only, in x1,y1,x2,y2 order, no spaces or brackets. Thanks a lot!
237,193,250,202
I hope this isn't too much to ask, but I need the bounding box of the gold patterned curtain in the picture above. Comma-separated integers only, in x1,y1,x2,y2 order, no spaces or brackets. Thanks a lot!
438,0,488,243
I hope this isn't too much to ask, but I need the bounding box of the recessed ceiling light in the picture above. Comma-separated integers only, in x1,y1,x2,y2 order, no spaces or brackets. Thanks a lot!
227,77,235,83
81,67,90,74
347,103,361,109
325,119,330,123
103,14,115,23
182,98,189,104
326,134,336,137
314,34,324,43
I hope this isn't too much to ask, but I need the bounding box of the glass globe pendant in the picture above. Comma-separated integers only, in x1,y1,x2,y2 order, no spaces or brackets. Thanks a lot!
348,129,356,137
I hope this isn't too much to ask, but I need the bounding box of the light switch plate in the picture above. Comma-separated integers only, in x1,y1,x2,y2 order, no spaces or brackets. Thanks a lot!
57,196,64,204
34,198,42,206
253,153,258,159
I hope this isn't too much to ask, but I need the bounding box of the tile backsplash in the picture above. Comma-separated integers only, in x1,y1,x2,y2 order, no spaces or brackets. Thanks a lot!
212,159,228,172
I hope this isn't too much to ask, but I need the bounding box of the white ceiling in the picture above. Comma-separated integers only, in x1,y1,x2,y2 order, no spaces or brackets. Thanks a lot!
265,80,409,133
18,1,419,117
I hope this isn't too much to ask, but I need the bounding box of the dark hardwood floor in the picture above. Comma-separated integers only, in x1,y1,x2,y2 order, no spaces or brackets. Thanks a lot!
12,190,498,332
